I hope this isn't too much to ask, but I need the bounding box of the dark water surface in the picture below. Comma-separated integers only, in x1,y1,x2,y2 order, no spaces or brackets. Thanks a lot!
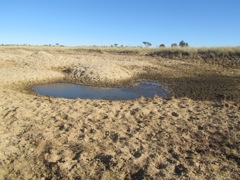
32,82,168,100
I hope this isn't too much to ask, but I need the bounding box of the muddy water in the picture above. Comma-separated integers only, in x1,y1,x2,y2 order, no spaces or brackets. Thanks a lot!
32,82,168,100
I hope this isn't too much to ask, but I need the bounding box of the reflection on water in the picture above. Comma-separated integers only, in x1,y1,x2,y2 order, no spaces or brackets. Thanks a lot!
32,82,168,100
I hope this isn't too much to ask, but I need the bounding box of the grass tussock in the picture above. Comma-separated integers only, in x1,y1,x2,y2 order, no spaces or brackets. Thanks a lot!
146,47,240,67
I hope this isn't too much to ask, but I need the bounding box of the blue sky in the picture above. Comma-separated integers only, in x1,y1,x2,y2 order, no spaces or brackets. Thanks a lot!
1,0,240,47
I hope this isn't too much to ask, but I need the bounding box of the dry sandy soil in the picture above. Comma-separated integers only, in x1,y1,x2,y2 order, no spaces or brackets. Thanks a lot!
0,47,239,179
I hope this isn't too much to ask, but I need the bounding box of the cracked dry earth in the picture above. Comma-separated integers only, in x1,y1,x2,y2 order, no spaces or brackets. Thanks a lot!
0,47,240,179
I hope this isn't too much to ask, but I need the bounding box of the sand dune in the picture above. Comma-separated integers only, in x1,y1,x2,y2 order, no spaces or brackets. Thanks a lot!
0,47,239,179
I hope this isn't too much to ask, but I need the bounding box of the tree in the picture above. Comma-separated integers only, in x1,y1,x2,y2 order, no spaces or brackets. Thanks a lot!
159,44,165,48
114,43,118,47
142,41,152,47
56,43,59,46
171,43,178,47
179,40,189,47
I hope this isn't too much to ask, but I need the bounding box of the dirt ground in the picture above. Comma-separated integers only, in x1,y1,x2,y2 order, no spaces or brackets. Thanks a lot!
0,47,239,179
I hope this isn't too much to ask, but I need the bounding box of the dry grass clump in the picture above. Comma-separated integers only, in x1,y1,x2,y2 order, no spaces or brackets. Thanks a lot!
146,46,240,56
146,47,240,67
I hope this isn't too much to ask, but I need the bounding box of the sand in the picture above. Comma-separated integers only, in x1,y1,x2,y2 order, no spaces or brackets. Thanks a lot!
0,47,239,179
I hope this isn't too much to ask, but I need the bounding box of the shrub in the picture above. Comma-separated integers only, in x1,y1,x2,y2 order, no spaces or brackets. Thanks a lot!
142,41,152,47
179,40,189,47
159,44,165,48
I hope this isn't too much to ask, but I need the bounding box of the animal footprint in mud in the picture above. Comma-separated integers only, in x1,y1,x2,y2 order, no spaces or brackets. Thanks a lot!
133,151,142,158
174,164,188,176
131,149,142,158
171,112,179,117
156,163,168,169
130,168,145,180
110,132,119,142
95,153,113,170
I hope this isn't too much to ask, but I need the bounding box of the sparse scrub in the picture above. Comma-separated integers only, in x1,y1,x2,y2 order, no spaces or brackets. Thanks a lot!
146,47,240,67
0,45,239,67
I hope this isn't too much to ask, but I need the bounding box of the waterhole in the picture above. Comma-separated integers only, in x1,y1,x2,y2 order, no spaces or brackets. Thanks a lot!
32,82,168,100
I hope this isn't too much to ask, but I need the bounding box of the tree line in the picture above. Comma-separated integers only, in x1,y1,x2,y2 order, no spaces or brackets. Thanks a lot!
110,40,189,48
1,41,189,48
0,43,64,47
142,40,189,48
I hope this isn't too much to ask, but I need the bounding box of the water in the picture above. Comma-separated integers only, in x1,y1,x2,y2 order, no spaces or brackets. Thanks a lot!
32,82,168,100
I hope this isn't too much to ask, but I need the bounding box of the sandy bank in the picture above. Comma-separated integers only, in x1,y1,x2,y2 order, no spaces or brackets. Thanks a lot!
0,47,239,179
